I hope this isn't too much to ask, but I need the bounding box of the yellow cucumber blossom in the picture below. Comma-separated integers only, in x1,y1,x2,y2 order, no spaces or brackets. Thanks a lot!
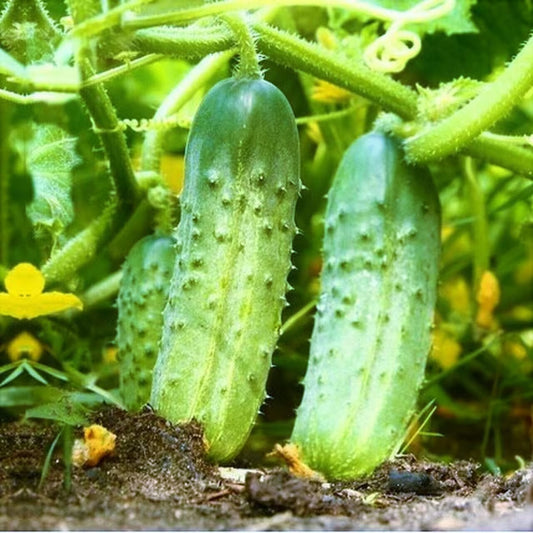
0,263,83,319
6,331,45,362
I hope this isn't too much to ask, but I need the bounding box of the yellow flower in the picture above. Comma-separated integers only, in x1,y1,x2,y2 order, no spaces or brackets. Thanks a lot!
0,263,83,319
6,331,45,362
430,327,462,369
475,270,500,330
160,153,185,194
440,276,471,317
311,80,353,104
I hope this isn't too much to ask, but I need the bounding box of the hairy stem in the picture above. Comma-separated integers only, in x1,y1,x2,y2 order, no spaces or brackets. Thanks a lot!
68,0,141,214
405,32,533,163
221,13,262,79
83,54,163,87
391,121,533,178
77,56,141,212
254,22,419,119
133,24,234,60
466,134,533,178
41,202,117,284
82,270,123,308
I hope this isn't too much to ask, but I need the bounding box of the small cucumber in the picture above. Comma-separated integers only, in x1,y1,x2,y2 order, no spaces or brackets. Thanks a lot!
291,132,440,480
151,77,300,462
116,234,175,411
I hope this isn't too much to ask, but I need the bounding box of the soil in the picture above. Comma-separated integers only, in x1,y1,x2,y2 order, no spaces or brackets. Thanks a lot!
1,407,532,531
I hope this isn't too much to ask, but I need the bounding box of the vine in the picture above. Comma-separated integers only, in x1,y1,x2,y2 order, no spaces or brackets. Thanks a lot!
221,13,263,79
405,31,533,164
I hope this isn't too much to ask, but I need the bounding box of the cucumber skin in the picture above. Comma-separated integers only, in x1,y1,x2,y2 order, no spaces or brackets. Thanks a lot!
291,132,440,480
117,234,176,411
151,78,300,462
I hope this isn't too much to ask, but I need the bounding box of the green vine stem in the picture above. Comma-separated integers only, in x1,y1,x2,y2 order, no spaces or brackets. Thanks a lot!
253,21,419,119
133,24,234,60
466,134,533,179
405,32,533,164
255,23,533,175
67,0,141,215
81,270,123,308
463,157,489,291
82,54,164,88
77,56,141,213
41,202,117,285
140,50,234,173
221,14,262,79
0,101,10,265
387,119,533,178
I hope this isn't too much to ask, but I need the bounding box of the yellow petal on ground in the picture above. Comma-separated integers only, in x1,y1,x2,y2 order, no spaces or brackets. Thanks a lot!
72,424,117,468
4,263,45,296
268,443,325,481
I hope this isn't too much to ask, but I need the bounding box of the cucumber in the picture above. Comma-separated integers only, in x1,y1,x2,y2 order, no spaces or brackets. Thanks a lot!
116,234,175,411
151,77,300,462
291,132,440,480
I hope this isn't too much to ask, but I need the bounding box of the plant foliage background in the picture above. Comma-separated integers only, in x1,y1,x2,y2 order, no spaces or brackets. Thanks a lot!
0,0,531,473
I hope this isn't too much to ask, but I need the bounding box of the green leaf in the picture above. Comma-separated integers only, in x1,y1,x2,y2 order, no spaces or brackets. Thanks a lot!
0,364,25,387
0,0,61,64
0,384,63,407
328,0,478,36
408,0,533,84
26,124,80,253
22,360,50,385
376,0,478,35
25,393,90,426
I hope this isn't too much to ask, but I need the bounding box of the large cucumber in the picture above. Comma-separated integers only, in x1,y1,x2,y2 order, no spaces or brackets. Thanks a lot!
291,132,440,480
116,234,175,411
151,77,300,462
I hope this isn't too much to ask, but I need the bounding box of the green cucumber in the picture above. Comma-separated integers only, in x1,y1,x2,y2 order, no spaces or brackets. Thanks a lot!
291,132,440,480
116,234,176,411
151,77,300,462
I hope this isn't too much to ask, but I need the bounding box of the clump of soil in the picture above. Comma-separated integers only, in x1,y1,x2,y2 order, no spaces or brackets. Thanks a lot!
0,407,532,530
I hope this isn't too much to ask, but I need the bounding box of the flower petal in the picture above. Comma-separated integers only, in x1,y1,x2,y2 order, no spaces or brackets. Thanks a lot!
4,263,45,296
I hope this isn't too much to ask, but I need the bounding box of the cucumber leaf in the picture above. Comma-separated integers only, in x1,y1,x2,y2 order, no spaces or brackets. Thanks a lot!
328,0,478,36
26,124,80,254
25,393,90,426
368,0,478,35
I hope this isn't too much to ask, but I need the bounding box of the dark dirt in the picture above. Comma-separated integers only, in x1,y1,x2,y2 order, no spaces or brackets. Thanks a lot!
1,407,532,531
